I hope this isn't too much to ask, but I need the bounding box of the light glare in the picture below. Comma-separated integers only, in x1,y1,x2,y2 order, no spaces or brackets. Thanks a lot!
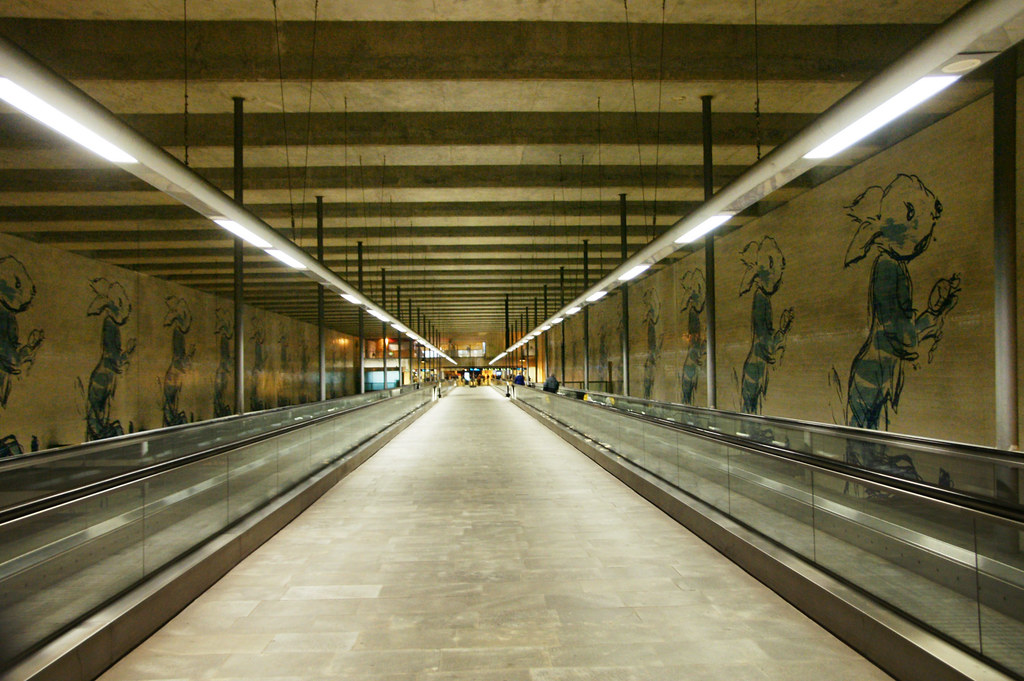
586,291,607,302
265,249,307,270
619,264,650,281
675,214,733,244
214,219,272,249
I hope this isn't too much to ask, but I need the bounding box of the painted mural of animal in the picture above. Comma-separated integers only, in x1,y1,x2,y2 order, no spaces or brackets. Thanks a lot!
83,278,135,441
161,296,195,427
840,174,959,485
738,237,794,415
249,318,268,412
0,256,44,457
678,268,706,405
213,308,232,417
640,287,662,400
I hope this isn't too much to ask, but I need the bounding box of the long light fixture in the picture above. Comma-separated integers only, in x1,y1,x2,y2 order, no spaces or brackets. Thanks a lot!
0,35,460,368
804,75,960,159
618,264,650,281
566,306,582,315
488,0,1024,365
0,77,137,164
585,291,607,302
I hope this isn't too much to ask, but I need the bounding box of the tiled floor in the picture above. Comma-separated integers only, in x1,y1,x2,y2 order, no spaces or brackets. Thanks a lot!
98,387,893,681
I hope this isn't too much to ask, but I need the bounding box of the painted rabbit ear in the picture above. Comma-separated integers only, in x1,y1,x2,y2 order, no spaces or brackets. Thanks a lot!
846,185,884,223
739,240,760,268
844,220,882,266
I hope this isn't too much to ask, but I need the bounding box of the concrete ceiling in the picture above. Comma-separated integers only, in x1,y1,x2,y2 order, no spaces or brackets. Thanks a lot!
0,0,978,340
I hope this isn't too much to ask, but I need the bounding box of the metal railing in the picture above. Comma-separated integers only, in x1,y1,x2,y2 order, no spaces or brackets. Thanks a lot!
508,383,1024,679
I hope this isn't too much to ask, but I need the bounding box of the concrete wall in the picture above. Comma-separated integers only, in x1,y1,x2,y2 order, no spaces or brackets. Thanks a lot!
552,82,1023,450
0,230,357,455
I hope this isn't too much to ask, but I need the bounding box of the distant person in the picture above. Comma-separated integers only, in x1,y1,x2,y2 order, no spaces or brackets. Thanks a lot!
513,373,525,386
542,373,559,393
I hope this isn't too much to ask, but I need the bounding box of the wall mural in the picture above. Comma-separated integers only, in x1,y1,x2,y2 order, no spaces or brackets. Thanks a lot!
0,256,44,456
250,317,269,412
161,296,195,427
81,278,136,441
213,308,232,417
831,174,959,485
678,268,705,405
737,237,794,415
641,286,662,400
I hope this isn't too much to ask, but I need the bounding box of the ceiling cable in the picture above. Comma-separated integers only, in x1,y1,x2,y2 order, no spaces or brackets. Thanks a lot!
653,0,667,235
622,0,649,241
271,0,297,241
298,0,321,245
754,0,763,161
182,0,189,167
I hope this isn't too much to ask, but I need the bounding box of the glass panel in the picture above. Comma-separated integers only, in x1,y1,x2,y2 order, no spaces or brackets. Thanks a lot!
975,514,1024,677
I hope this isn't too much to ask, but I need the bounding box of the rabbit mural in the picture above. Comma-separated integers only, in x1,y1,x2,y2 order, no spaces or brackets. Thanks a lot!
213,308,232,417
640,287,662,400
0,256,44,457
81,278,136,441
161,296,195,426
678,268,706,406
834,174,959,485
738,237,794,415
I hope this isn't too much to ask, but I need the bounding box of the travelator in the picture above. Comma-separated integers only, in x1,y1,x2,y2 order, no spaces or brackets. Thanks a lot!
0,382,450,681
502,381,1024,681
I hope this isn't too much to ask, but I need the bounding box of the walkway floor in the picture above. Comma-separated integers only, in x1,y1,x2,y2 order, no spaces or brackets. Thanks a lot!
98,387,893,681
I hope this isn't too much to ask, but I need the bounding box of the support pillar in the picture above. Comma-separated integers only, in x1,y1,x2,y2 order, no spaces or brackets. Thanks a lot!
560,266,566,384
381,268,387,391
316,195,326,402
533,297,539,382
232,96,245,414
583,239,590,391
543,284,549,379
396,286,403,386
357,241,365,394
620,193,630,396
702,95,717,409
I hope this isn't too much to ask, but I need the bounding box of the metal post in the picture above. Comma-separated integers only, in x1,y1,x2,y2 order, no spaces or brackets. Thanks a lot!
357,241,365,394
702,95,717,409
316,195,326,402
533,298,539,382
396,286,403,386
505,294,510,377
543,284,549,379
232,96,245,414
381,268,387,391
583,239,590,391
524,306,530,383
559,266,566,384
620,193,630,396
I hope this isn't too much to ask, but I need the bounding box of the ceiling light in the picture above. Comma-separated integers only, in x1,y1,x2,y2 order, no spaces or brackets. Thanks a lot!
586,291,607,302
804,76,959,159
214,219,272,249
265,249,307,270
391,323,407,333
551,317,563,324
341,293,360,305
541,324,552,331
942,58,983,74
367,308,387,320
675,214,734,244
0,77,137,164
619,264,650,281
566,306,582,315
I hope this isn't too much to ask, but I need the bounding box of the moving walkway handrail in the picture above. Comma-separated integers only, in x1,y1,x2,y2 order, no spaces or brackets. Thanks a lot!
525,384,1024,524
554,385,1024,471
0,383,428,523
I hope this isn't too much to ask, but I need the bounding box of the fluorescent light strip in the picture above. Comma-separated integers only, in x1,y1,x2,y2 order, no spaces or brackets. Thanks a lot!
551,317,563,324
391,323,407,333
804,76,959,159
265,249,307,270
566,306,582,315
675,214,734,244
0,77,137,164
341,293,360,305
541,324,552,331
618,264,650,281
367,309,387,321
214,219,272,249
586,291,607,302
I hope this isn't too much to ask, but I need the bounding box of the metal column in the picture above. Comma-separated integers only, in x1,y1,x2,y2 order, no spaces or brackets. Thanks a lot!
381,268,387,391
505,294,510,376
620,193,630,396
357,241,365,394
396,286,403,386
232,97,245,414
533,298,539,382
583,239,590,391
543,284,549,378
702,95,717,409
559,266,566,384
316,196,326,402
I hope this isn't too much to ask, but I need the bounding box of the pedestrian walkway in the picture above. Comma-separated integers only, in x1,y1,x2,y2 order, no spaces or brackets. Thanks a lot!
97,387,893,681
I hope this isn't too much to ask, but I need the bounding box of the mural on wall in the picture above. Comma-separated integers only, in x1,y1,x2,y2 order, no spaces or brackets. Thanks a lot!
831,174,959,485
277,330,291,407
737,237,794,415
0,256,44,456
213,308,232,417
678,268,706,406
161,296,195,427
641,287,662,400
250,317,269,412
80,278,136,441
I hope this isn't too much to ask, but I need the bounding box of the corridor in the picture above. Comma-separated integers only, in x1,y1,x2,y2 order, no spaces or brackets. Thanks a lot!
97,387,892,681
